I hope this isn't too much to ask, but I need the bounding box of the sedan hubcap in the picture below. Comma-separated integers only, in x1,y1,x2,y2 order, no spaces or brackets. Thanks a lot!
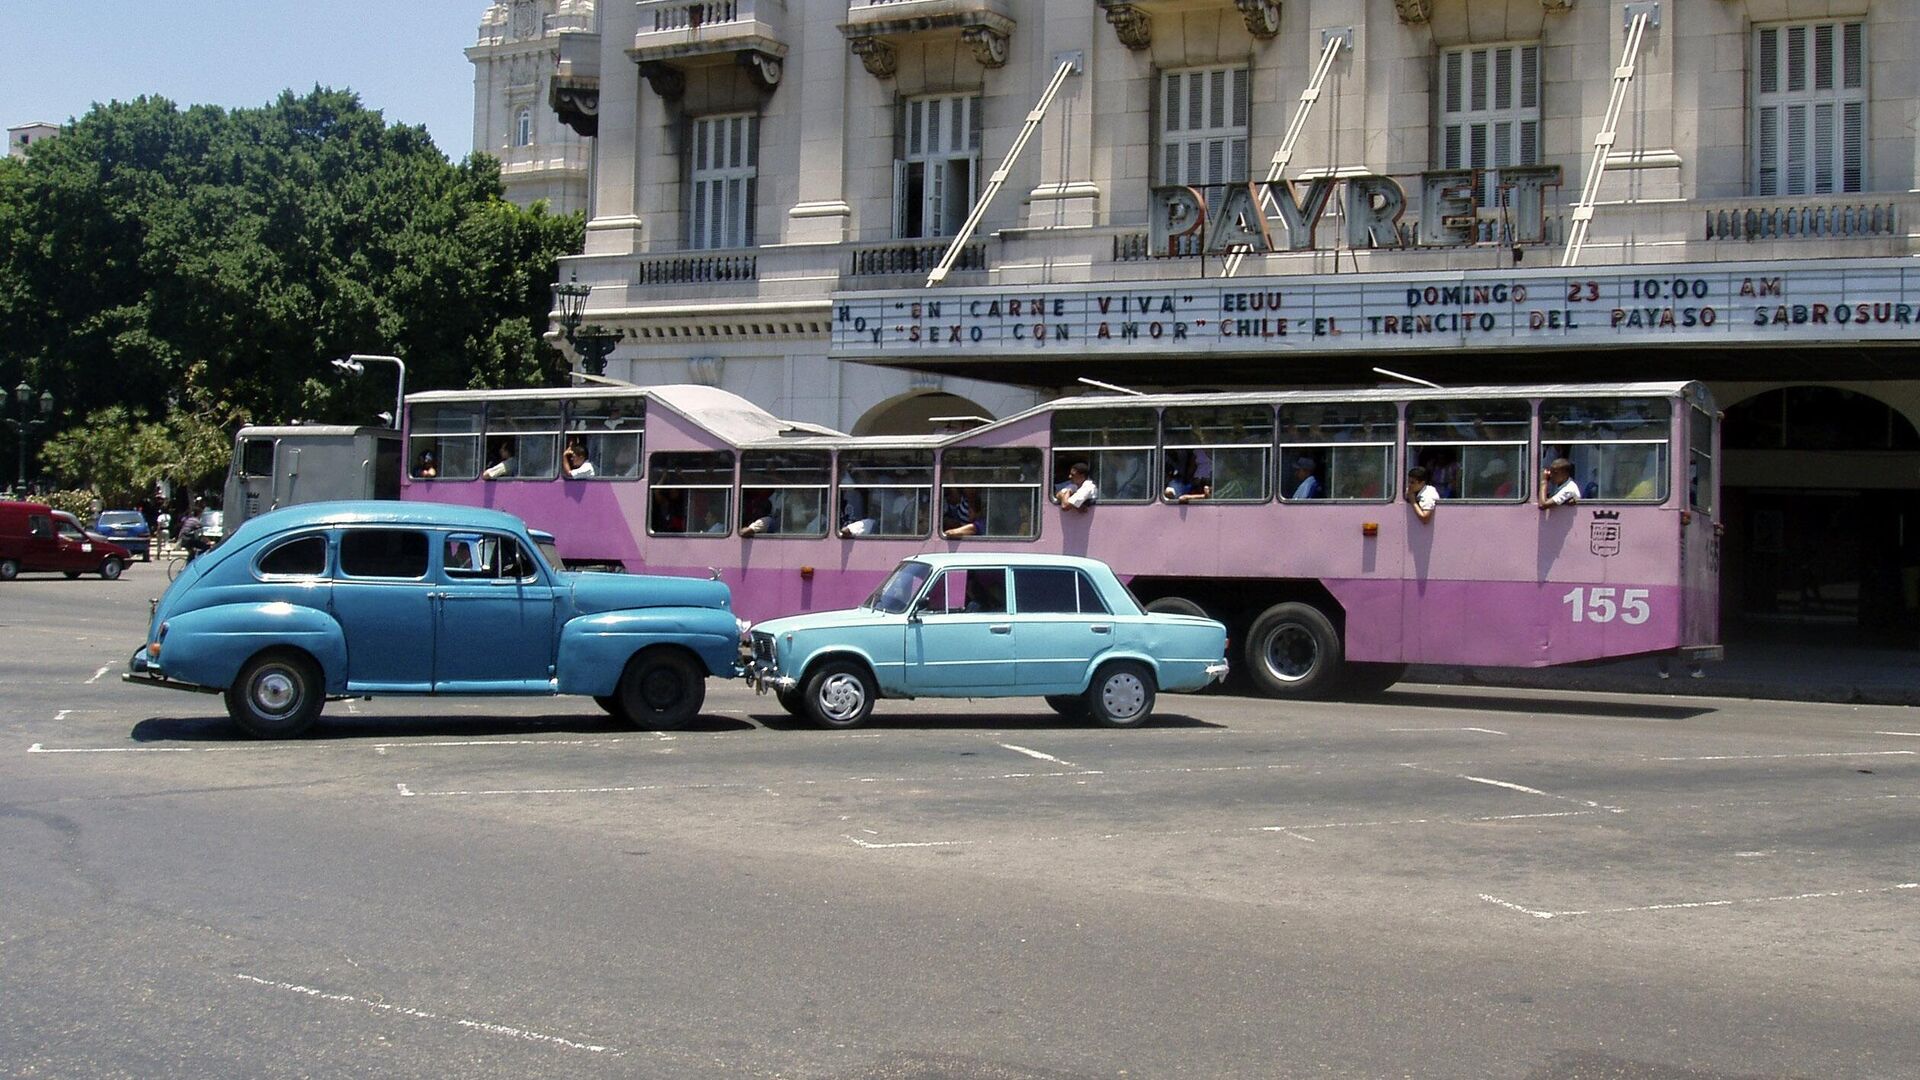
818,674,866,721
1101,672,1146,719
1263,625,1316,682
253,670,298,715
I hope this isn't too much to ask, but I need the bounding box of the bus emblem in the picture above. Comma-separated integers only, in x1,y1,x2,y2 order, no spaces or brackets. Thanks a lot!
1590,515,1622,557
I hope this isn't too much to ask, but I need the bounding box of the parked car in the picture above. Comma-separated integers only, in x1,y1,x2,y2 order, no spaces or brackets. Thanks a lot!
92,510,152,560
126,501,744,738
0,501,132,581
747,553,1229,729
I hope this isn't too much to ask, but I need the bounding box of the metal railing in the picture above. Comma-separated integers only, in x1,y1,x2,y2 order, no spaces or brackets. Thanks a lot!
634,252,758,285
1705,203,1899,241
850,241,986,277
641,1,743,32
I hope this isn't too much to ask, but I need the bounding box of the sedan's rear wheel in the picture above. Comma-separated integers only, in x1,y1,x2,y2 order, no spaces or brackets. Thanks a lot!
1043,694,1088,719
0,558,19,581
617,651,705,731
225,651,324,739
802,660,876,729
1084,661,1156,728
593,694,627,720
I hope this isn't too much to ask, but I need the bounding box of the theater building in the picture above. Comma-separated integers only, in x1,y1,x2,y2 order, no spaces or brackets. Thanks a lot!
543,0,1920,643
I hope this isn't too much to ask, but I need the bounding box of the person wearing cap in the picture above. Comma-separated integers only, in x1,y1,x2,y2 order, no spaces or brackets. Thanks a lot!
414,450,438,479
1054,461,1097,512
1288,456,1322,500
1539,457,1580,509
1479,456,1514,499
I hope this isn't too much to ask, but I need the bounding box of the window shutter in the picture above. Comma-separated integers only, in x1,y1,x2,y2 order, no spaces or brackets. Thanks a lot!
1841,23,1862,88
1756,105,1779,196
1444,52,1462,113
1519,46,1538,110
1469,49,1487,111
1519,120,1538,166
1785,103,1808,196
1443,125,1462,170
1786,26,1807,93
1494,48,1512,110
1814,24,1834,91
1813,102,1834,194
1232,68,1250,128
1758,28,1778,94
1841,101,1864,192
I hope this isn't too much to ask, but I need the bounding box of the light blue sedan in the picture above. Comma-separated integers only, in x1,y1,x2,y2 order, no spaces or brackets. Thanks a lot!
747,553,1228,728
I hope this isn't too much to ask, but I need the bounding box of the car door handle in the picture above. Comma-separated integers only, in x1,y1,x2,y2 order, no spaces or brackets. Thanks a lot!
1090,624,1111,634
989,624,1012,634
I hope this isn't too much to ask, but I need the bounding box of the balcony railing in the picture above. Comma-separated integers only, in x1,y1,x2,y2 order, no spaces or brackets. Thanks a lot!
634,252,759,286
849,240,987,277
646,1,743,32
1705,203,1899,241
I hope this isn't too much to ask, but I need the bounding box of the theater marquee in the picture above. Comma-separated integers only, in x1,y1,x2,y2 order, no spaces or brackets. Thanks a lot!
829,258,1920,359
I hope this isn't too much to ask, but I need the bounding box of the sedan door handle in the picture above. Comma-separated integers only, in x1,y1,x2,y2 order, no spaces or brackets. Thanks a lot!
1090,624,1111,634
989,624,1013,634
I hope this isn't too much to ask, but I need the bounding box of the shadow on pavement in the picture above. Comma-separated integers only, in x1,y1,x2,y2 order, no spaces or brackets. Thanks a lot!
129,711,757,743
750,711,1221,732
1363,688,1715,721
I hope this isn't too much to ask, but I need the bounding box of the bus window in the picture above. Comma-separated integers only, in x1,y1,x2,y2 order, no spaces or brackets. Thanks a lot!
649,451,734,536
740,449,831,537
1407,399,1529,502
1162,405,1273,502
943,447,1042,539
1688,404,1713,514
410,403,483,480
838,449,933,538
1541,397,1671,502
1281,402,1395,502
565,398,645,479
1052,407,1156,503
240,438,276,478
485,400,563,480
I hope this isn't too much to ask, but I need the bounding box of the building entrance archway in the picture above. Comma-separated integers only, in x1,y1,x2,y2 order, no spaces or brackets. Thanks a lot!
853,392,994,436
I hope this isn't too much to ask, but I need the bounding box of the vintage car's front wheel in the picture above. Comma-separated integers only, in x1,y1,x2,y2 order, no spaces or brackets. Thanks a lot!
1084,661,1156,728
802,660,876,729
225,651,324,739
617,650,705,731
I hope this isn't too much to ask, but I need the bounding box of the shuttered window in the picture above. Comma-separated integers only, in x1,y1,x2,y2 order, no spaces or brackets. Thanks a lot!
1158,66,1250,210
895,95,983,239
688,113,758,250
1438,44,1540,210
1754,22,1865,196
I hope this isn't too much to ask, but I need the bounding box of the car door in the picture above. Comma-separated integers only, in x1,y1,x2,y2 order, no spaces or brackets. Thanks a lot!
52,519,96,572
904,567,1016,693
432,531,557,692
329,528,436,692
1011,567,1114,693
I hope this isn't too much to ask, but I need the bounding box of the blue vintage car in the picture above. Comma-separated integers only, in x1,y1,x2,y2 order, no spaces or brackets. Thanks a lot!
126,501,742,737
747,553,1229,728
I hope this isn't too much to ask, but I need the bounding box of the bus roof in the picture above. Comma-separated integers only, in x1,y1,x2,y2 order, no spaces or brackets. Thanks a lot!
406,383,847,445
236,425,396,438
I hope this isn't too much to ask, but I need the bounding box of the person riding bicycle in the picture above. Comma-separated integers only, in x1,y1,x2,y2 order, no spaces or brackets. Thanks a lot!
177,505,213,560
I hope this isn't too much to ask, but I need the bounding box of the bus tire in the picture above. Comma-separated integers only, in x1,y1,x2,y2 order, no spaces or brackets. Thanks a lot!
1344,662,1407,698
617,649,705,731
1246,602,1343,700
802,659,877,730
225,650,324,739
1084,661,1156,728
1144,596,1208,619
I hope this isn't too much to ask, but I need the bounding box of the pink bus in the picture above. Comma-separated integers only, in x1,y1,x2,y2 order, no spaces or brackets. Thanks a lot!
401,381,1721,698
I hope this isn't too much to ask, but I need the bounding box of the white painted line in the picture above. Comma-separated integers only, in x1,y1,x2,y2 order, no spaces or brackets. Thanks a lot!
29,743,195,754
1388,727,1508,736
54,710,71,722
1871,731,1920,738
1261,810,1599,836
398,762,1310,799
25,737,634,757
997,742,1076,768
396,784,414,797
844,834,974,850
86,665,111,684
1402,763,1615,811
1655,750,1916,762
1480,883,1919,921
232,974,622,1055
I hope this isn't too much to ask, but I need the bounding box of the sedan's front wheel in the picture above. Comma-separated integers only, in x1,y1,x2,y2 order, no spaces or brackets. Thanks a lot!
802,660,876,729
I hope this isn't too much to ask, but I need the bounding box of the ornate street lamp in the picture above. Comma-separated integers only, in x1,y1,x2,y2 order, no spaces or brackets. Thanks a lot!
6,380,55,493
553,271,622,377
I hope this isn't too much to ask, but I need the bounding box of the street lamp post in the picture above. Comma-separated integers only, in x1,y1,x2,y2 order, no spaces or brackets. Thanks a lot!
553,272,622,377
6,381,55,494
330,354,407,429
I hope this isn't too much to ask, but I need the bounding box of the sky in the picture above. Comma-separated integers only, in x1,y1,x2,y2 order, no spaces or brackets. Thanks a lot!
1,0,486,159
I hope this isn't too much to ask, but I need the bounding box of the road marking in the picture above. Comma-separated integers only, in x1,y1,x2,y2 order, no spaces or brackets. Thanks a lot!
25,737,637,756
1388,727,1508,736
844,834,974,850
1401,763,1616,811
53,710,71,722
1871,731,1920,738
1654,750,1916,762
86,665,111,684
1479,883,1918,920
232,974,622,1055
397,762,1307,799
30,743,196,754
996,742,1076,768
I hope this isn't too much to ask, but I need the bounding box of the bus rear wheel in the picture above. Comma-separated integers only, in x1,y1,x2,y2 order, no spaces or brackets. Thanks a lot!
1245,602,1343,700
1344,663,1407,698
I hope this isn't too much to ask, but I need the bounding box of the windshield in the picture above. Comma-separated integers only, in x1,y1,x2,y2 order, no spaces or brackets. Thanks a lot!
865,560,933,614
98,511,143,526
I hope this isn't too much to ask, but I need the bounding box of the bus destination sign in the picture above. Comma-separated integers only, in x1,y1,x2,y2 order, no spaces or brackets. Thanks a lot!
828,258,1920,358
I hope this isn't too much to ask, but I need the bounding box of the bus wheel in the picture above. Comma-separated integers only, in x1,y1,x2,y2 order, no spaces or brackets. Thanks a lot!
803,660,876,729
1084,661,1156,728
1344,663,1407,698
617,650,705,731
225,651,324,739
1144,596,1207,619
1246,602,1343,699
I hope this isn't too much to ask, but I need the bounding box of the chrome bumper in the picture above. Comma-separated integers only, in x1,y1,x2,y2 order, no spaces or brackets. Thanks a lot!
745,662,797,695
1205,662,1230,683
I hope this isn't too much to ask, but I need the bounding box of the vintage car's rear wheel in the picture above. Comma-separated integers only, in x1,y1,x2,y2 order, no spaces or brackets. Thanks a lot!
1245,602,1343,700
1043,694,1088,719
225,651,324,739
593,695,626,720
99,558,124,581
617,650,705,731
0,558,19,581
802,660,876,729
1084,661,1156,728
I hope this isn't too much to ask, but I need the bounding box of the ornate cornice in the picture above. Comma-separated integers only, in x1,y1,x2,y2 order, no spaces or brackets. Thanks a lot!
1097,1,1152,51
636,60,685,99
1394,0,1432,23
548,76,600,137
1235,0,1282,39
849,36,897,79
960,26,1010,68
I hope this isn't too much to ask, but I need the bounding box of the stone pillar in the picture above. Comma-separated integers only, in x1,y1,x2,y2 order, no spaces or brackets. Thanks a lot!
585,2,643,256
1025,6,1100,229
785,3,853,243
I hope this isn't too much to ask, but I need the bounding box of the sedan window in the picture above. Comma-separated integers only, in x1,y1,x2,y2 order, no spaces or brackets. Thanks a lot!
259,535,329,577
1013,568,1110,614
443,532,539,581
923,568,1007,614
338,530,429,579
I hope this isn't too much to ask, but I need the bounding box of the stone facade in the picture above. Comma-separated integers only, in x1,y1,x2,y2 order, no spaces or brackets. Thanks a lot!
7,122,59,159
469,1,595,216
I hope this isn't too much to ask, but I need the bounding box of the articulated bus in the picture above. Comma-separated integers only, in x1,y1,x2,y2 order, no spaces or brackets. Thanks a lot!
399,381,1721,698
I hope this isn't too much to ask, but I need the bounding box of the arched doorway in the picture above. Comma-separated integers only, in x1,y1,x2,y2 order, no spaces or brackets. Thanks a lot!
853,392,993,436
1720,385,1920,640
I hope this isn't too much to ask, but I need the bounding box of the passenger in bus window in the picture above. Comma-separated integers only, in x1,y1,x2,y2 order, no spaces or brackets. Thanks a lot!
838,487,877,537
414,451,438,479
482,441,515,480
1165,449,1211,501
1623,453,1659,501
1054,462,1097,512
740,491,779,537
1288,457,1323,500
1539,457,1580,509
650,489,685,534
1406,466,1438,523
562,440,595,479
941,488,976,538
1479,457,1514,499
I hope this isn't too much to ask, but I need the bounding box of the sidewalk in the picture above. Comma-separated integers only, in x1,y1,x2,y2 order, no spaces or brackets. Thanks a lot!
1408,635,1920,707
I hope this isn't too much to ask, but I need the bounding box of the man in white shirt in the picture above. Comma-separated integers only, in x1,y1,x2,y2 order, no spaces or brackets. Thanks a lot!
1539,457,1581,509
1054,461,1097,512
1288,456,1322,500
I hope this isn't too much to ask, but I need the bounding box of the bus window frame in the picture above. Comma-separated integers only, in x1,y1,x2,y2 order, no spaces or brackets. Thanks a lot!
837,449,936,540
1688,402,1714,516
647,450,736,538
1279,401,1397,504
1160,404,1276,504
562,398,646,482
1405,399,1531,504
739,448,833,539
1539,396,1673,504
941,446,1044,542
1050,407,1158,505
484,399,565,482
409,402,485,481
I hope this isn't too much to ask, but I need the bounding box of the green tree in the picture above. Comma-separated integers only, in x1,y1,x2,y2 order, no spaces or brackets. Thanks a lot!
0,89,582,473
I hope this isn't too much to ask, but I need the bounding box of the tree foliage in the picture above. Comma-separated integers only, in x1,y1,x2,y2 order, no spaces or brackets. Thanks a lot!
0,88,582,488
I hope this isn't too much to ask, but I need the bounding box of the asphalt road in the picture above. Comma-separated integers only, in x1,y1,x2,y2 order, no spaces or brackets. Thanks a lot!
2,570,1916,1079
